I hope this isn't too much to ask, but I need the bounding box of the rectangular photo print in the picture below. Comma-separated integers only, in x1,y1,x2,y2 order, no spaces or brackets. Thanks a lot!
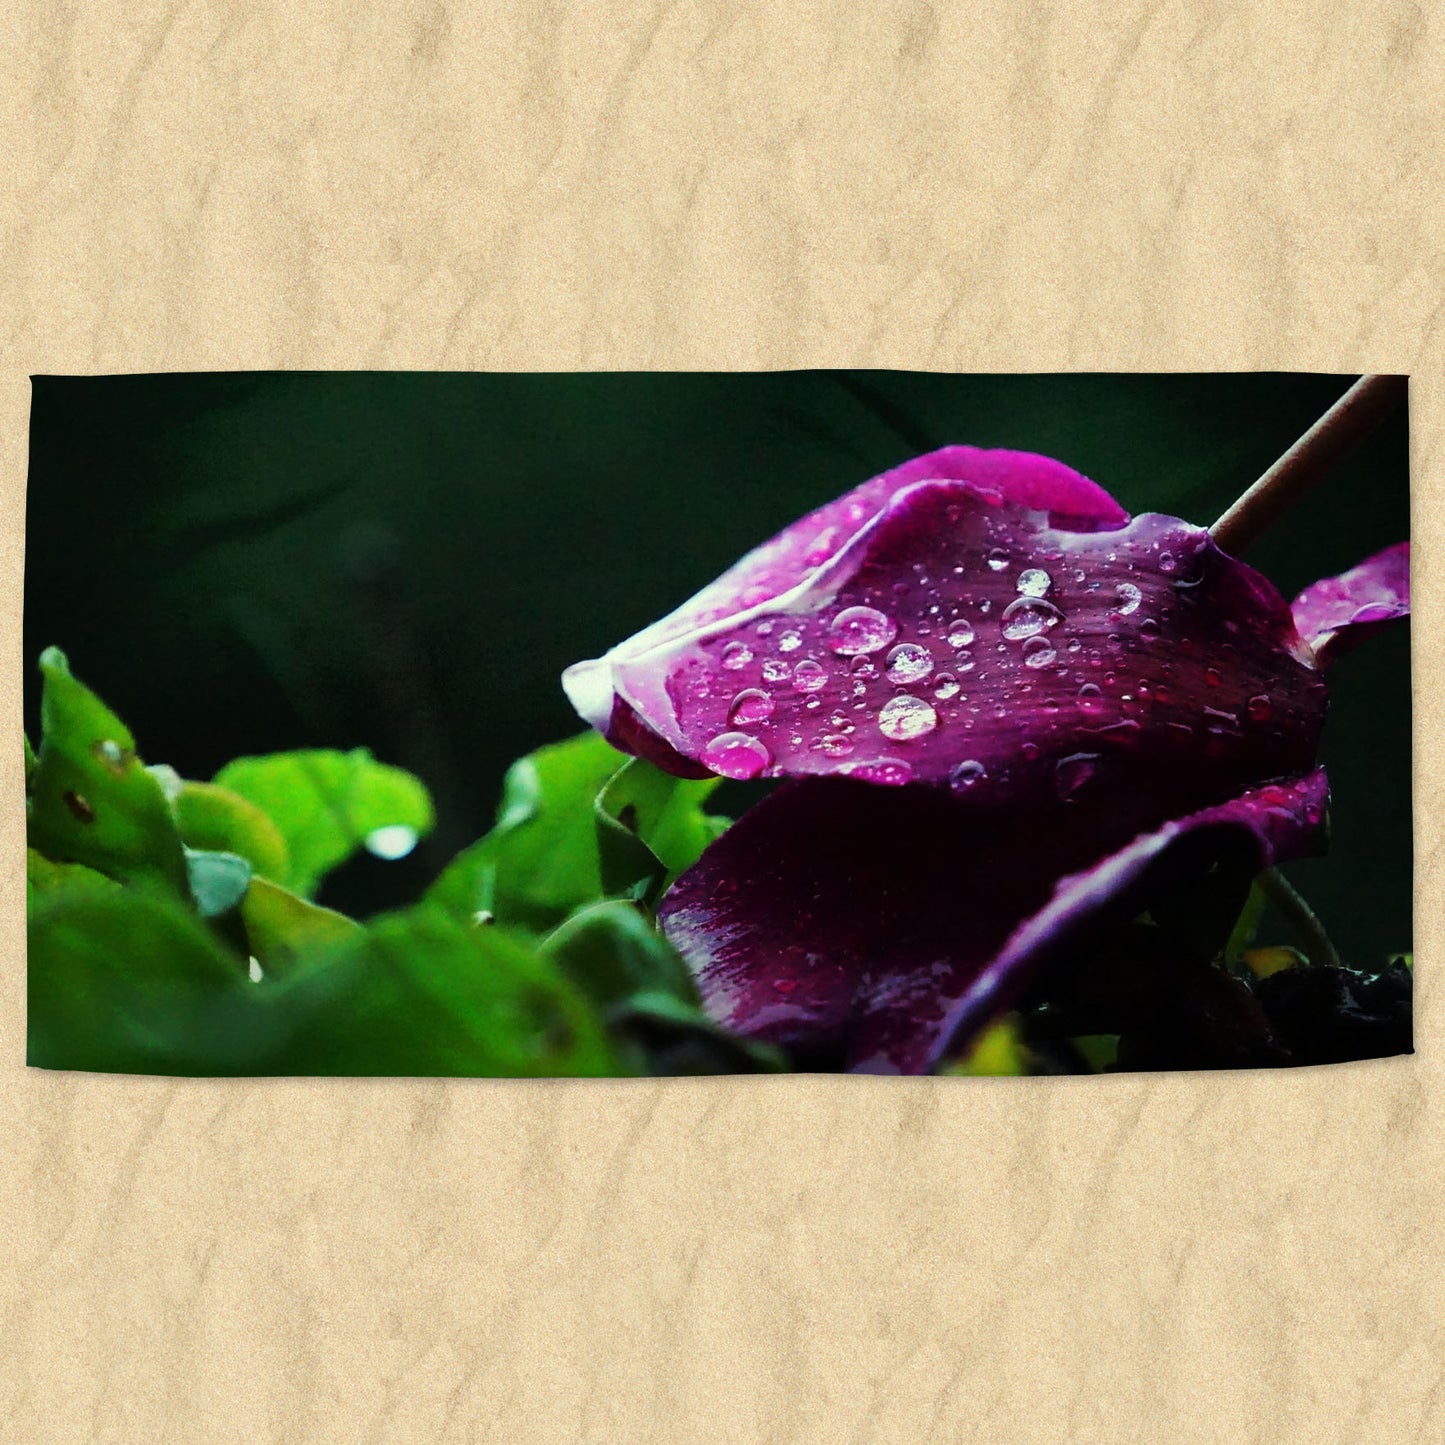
24,372,1412,1076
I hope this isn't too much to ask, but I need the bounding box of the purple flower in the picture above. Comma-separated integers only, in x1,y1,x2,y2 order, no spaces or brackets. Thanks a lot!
564,448,1410,1072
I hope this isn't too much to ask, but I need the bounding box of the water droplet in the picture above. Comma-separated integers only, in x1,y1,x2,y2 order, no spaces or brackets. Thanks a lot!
248,955,264,983
366,824,419,860
755,621,774,636
986,547,1009,571
779,630,804,653
729,689,774,726
94,739,128,772
1205,667,1222,687
1159,551,1177,574
1115,582,1142,616
828,605,898,655
805,697,822,710
933,673,960,700
701,732,771,780
950,759,987,789
1247,694,1272,722
1023,637,1056,668
945,619,976,649
1139,618,1161,640
1077,683,1104,712
1017,567,1051,597
721,642,753,671
955,652,975,673
792,659,828,692
1000,598,1065,641
818,734,853,757
878,694,938,741
1055,752,1101,798
979,599,992,615
885,642,934,685
762,658,791,682
842,758,913,785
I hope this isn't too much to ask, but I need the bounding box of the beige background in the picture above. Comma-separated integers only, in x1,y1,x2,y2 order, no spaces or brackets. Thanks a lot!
2,4,1441,1442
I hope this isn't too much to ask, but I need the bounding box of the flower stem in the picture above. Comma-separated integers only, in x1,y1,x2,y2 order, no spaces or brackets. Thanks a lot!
1210,375,1407,554
1258,867,1342,969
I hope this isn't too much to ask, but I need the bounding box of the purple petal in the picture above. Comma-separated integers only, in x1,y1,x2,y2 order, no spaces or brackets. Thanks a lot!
576,473,1327,796
658,769,1329,1074
564,447,1124,748
1291,542,1410,668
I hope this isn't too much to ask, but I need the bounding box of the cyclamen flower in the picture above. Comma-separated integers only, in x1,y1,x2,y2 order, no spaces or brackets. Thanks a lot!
564,448,1409,1073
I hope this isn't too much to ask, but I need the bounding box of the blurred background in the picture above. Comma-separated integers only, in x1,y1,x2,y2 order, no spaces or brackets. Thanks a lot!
24,373,1411,958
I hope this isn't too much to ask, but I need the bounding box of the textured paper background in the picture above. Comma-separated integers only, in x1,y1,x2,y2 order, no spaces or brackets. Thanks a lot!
2,5,1440,1441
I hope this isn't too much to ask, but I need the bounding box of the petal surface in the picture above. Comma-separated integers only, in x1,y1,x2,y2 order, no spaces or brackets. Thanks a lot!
587,478,1327,799
1291,541,1410,668
658,769,1329,1074
564,447,1124,744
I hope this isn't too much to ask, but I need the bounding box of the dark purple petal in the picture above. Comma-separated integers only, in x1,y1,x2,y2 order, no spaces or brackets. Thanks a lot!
574,475,1327,797
1291,542,1410,668
658,769,1329,1074
564,447,1124,744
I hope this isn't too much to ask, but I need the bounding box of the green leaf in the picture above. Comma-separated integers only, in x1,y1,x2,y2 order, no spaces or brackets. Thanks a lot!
946,1015,1031,1076
594,757,727,905
27,847,118,905
213,748,434,897
1071,1034,1120,1072
169,779,291,882
1225,880,1270,964
27,886,281,1074
240,876,361,981
27,648,189,896
539,899,701,1010
428,732,631,931
269,902,625,1077
184,848,253,919
24,731,36,792
609,993,789,1075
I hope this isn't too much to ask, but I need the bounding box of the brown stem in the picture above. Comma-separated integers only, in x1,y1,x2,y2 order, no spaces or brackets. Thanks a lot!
1210,374,1407,554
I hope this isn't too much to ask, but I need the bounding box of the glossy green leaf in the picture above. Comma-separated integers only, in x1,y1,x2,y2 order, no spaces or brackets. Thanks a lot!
240,876,361,981
269,902,624,1077
27,886,279,1075
213,748,434,897
170,779,291,882
594,757,727,905
540,899,700,1010
428,732,631,931
27,648,188,896
184,848,253,919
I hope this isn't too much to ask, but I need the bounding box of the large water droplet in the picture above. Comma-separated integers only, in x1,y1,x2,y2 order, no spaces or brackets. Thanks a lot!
701,732,771,780
721,642,753,671
792,659,828,692
1023,637,1057,669
828,606,897,655
1115,582,1142,616
729,689,774,726
762,658,791,682
1077,682,1104,712
817,734,853,757
946,619,976,649
986,548,1009,572
1017,568,1051,597
933,673,960,700
878,694,938,741
885,642,934,685
1001,598,1064,641
1055,752,1100,798
950,759,986,789
366,824,419,860
778,629,804,653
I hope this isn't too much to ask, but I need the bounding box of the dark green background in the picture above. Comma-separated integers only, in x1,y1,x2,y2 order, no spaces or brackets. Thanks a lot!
24,373,1411,960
